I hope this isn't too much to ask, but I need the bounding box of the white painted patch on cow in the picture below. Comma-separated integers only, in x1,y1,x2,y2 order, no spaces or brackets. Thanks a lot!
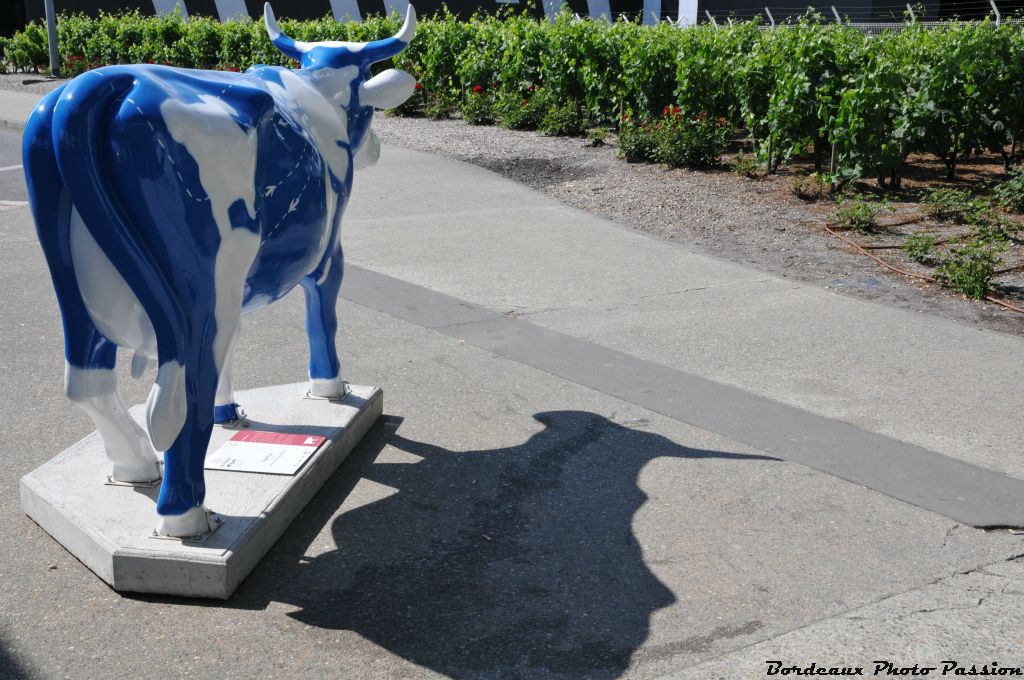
354,128,380,170
70,206,185,455
311,66,356,109
160,94,261,380
147,360,187,452
266,68,353,182
70,206,158,358
316,255,332,285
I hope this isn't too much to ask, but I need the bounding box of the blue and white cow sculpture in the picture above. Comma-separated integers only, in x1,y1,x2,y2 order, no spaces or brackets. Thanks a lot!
24,3,417,536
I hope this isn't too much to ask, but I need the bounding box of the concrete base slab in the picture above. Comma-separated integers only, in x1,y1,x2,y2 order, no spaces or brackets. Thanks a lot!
20,383,382,599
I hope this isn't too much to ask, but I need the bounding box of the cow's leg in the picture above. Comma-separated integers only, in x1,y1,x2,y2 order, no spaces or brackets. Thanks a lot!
156,329,220,537
27,148,159,482
156,365,216,537
66,354,161,484
62,209,162,483
300,248,347,398
213,324,244,425
157,296,247,536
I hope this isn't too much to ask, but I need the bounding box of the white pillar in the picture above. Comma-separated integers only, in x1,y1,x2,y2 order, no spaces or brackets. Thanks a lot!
329,0,363,21
543,0,565,22
678,0,698,26
382,0,410,16
643,0,660,25
213,0,249,21
587,0,611,20
152,0,189,19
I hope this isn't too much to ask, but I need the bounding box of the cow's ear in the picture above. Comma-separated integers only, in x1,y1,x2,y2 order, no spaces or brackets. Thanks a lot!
358,69,416,110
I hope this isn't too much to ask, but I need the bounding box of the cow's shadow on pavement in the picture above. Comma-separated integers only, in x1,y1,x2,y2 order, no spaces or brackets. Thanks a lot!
233,410,778,679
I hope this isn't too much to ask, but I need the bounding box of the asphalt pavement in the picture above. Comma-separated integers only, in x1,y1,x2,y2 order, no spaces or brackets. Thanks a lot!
1,100,1023,680
0,130,26,203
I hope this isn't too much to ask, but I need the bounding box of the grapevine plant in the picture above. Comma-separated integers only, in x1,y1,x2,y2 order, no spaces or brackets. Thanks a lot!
4,8,1024,185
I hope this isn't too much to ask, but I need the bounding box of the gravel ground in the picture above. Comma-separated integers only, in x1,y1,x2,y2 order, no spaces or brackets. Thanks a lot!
0,73,66,95
5,72,1021,335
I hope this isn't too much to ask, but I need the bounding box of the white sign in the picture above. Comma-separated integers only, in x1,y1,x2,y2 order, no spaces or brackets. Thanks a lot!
205,430,327,475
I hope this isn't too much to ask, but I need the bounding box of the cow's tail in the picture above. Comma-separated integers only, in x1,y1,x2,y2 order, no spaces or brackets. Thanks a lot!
49,69,188,452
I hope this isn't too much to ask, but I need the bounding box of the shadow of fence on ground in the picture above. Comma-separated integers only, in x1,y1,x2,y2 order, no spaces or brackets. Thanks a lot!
234,410,778,678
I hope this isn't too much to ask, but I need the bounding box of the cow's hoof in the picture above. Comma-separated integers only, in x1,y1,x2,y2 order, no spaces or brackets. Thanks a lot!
157,506,213,538
309,376,349,400
111,459,161,484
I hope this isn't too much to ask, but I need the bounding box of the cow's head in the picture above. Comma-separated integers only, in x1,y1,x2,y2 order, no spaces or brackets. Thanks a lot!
264,2,416,169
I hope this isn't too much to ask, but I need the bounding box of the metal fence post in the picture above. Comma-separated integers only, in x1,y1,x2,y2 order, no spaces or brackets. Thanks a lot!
44,0,60,78
831,5,841,23
990,0,1001,25
906,3,915,21
765,7,775,28
704,9,718,28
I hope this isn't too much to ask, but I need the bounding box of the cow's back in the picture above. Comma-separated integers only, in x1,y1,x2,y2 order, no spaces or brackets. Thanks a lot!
88,66,339,312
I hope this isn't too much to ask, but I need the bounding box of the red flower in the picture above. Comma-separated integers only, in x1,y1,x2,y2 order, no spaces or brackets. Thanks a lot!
415,82,422,90
472,85,483,94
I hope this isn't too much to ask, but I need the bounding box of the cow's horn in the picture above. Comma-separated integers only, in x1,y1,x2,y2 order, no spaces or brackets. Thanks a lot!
357,5,417,65
264,3,308,62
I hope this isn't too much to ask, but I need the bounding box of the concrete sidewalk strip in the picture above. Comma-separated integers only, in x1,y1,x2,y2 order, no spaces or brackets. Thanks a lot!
0,90,44,131
343,264,1024,529
347,146,1024,481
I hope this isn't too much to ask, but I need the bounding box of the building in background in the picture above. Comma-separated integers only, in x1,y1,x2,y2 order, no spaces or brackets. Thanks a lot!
2,0,29,37
11,0,1018,37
